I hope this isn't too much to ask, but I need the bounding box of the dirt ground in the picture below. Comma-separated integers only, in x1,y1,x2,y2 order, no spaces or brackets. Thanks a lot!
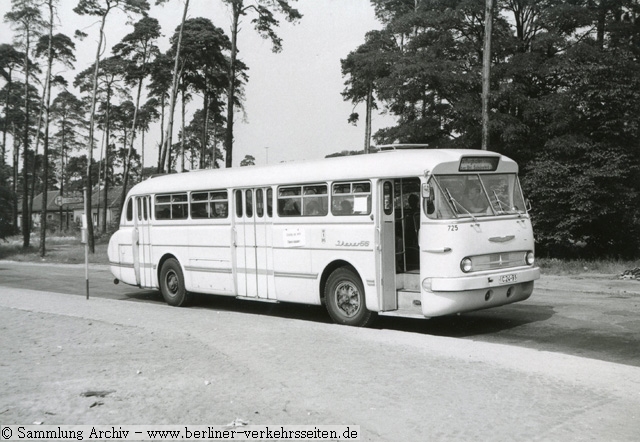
1,275,639,441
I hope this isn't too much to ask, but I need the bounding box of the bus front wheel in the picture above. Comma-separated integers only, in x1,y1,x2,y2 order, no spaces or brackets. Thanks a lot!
325,268,374,327
160,258,190,307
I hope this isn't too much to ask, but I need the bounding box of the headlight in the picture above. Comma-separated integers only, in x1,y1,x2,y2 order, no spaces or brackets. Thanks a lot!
525,251,535,266
460,257,473,273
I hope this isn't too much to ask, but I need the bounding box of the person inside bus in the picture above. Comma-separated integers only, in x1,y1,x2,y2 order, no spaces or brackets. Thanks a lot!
305,200,321,216
283,198,300,216
462,183,489,213
213,202,227,218
404,194,420,270
339,199,353,215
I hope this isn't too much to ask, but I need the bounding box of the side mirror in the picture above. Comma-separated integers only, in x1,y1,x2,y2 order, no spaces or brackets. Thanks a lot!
525,198,532,211
422,184,435,215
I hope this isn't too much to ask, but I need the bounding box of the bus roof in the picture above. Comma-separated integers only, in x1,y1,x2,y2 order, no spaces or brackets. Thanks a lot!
129,149,516,196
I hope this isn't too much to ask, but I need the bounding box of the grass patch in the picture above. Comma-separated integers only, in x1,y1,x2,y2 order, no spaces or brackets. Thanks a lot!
0,233,110,265
537,258,639,276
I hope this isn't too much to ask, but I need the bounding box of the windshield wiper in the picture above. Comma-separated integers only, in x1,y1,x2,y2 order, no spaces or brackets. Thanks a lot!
445,188,477,222
492,191,523,216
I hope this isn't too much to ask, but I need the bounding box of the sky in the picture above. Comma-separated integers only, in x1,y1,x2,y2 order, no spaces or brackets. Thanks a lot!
1,0,396,167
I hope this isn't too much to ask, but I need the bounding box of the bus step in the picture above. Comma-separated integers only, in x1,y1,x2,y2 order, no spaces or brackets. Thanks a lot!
396,273,421,291
378,309,426,319
395,289,422,313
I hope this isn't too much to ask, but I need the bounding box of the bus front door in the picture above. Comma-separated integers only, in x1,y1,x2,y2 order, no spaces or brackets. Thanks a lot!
377,181,397,311
235,189,273,299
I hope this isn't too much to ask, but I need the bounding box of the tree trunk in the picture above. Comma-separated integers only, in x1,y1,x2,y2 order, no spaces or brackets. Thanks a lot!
22,27,31,248
120,77,143,217
180,88,185,172
364,85,372,154
481,0,494,151
40,0,55,257
85,13,110,253
157,94,165,173
225,6,240,168
12,122,19,230
200,88,209,169
102,96,111,234
161,0,189,173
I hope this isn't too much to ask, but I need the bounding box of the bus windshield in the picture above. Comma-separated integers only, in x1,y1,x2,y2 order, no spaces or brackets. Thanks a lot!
425,174,527,219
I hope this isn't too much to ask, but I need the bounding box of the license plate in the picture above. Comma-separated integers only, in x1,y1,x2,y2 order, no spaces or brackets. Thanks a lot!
500,274,517,284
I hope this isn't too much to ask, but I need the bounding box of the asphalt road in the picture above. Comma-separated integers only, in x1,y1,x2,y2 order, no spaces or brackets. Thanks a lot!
1,260,639,367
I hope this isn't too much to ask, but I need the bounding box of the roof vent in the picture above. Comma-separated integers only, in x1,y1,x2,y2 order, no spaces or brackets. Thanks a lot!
373,143,430,152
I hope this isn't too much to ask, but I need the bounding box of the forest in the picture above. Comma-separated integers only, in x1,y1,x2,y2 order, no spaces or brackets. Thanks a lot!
1,0,639,260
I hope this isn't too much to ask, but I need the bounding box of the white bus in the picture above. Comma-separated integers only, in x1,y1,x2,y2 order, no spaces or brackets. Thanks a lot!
108,147,540,326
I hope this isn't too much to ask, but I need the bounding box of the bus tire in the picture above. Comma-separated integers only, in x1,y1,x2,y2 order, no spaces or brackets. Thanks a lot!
325,267,375,327
159,258,190,307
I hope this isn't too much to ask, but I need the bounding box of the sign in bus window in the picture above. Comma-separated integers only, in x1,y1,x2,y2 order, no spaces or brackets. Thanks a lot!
332,181,371,216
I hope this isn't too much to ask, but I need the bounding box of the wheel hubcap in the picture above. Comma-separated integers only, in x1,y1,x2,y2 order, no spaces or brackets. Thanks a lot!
166,271,179,296
334,281,360,317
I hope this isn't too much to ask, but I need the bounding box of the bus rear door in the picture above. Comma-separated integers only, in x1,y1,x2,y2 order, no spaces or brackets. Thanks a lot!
133,195,152,288
234,189,273,299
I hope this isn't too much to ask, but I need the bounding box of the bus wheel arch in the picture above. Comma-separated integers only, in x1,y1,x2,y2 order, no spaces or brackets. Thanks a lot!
321,261,375,327
158,254,191,307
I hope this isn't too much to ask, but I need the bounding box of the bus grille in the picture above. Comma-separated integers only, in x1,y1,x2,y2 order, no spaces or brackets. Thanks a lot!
471,251,527,271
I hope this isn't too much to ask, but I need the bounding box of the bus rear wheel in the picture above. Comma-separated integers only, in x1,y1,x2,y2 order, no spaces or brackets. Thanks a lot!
160,258,190,307
325,267,374,327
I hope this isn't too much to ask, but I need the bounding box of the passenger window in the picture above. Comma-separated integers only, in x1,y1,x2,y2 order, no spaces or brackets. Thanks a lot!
235,190,243,218
210,191,228,218
155,193,188,220
302,184,328,216
277,184,328,217
266,188,273,217
256,189,264,218
126,198,133,222
191,190,228,219
246,189,253,218
278,186,302,216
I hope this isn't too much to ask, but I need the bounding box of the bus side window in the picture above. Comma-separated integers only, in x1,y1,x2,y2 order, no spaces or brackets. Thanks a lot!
266,188,273,217
211,191,228,218
256,189,264,218
155,195,171,220
278,186,301,216
235,190,243,218
126,198,133,222
246,189,253,218
302,184,328,216
332,181,371,216
191,192,209,219
137,197,142,221
155,194,187,220
172,194,188,219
